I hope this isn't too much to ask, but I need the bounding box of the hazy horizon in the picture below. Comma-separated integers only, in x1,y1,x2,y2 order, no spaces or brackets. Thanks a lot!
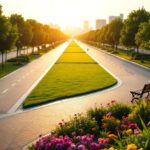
0,0,150,30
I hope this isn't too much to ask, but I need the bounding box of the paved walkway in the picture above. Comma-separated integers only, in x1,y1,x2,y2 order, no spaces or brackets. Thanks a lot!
0,43,68,114
0,41,150,150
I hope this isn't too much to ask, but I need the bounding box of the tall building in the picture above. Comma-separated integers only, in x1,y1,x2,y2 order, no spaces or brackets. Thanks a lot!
96,19,106,29
83,20,89,32
120,13,124,20
109,14,124,23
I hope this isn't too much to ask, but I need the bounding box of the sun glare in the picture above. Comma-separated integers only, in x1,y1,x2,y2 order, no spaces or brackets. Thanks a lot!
1,0,150,30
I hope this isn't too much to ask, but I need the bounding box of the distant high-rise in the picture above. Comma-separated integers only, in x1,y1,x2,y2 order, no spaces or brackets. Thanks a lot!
96,19,106,29
83,20,89,32
120,13,124,20
109,14,124,23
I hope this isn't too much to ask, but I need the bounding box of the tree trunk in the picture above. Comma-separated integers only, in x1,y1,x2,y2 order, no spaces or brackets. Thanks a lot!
115,44,118,50
27,47,28,55
136,46,139,53
5,50,7,63
1,52,4,70
17,47,19,58
32,47,34,54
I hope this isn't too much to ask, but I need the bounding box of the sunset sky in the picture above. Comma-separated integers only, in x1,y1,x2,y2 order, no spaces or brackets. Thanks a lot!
0,0,150,30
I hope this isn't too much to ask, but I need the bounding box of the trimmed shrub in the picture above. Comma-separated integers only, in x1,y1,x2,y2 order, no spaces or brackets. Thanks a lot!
87,106,107,127
54,113,99,137
7,55,30,63
108,102,131,120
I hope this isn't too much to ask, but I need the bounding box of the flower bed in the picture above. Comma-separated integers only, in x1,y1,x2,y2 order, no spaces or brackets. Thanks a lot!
28,101,150,150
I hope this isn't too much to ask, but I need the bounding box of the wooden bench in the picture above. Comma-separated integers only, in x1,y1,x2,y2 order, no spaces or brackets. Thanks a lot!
130,83,150,103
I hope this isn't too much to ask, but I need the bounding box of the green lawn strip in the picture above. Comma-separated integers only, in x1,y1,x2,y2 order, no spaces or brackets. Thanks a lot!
0,62,24,78
65,47,84,53
57,53,96,63
23,64,117,108
0,53,41,78
114,50,150,68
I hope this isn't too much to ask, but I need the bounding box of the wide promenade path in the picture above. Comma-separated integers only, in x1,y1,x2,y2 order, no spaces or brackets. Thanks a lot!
0,41,149,150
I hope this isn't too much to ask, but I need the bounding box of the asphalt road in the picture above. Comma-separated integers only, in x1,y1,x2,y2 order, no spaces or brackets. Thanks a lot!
0,43,68,114
0,41,149,150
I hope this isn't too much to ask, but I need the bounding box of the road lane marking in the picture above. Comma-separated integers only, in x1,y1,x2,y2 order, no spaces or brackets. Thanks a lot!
7,42,69,114
1,89,8,94
11,83,16,87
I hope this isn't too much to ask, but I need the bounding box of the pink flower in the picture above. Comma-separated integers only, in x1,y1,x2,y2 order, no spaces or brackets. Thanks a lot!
147,121,150,127
134,129,140,134
106,112,112,117
72,132,76,136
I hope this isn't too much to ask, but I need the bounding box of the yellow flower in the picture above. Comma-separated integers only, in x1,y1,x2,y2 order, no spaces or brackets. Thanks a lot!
139,148,143,150
126,144,137,150
116,120,120,124
108,134,118,139
109,147,115,150
126,129,132,134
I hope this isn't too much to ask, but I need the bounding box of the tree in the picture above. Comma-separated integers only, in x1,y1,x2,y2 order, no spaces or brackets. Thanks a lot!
0,4,2,16
27,19,44,53
10,14,25,57
120,8,150,51
135,20,150,50
0,16,18,69
108,18,123,49
3,24,19,61
20,21,33,54
0,16,10,69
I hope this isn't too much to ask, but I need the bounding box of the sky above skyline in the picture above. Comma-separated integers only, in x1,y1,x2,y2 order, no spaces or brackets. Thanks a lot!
0,0,150,30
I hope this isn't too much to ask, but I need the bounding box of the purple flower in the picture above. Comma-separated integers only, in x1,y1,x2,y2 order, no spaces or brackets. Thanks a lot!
106,112,112,117
56,143,63,149
134,129,140,134
147,121,150,127
128,123,137,129
77,144,85,150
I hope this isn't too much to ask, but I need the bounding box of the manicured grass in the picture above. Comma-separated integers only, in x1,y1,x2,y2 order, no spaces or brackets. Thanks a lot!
23,64,117,108
57,53,96,63
0,62,24,78
65,47,84,53
0,54,41,78
115,50,150,68
23,41,117,108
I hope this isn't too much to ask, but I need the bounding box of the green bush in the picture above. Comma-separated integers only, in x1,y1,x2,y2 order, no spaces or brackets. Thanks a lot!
130,52,150,60
111,51,119,54
7,55,30,63
87,106,107,127
108,103,131,120
54,113,99,137
129,101,150,129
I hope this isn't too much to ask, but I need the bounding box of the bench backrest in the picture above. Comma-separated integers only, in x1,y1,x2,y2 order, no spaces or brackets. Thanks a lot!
142,83,150,94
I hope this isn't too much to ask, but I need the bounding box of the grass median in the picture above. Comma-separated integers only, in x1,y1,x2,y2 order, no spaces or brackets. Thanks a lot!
23,41,117,108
